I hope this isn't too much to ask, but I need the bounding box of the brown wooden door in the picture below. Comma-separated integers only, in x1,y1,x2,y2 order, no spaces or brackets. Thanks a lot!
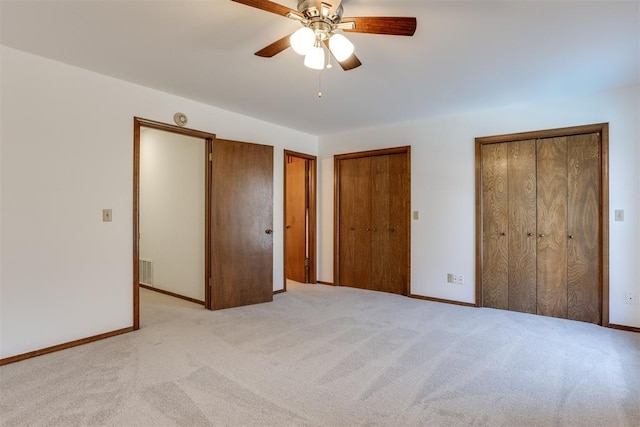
481,143,509,309
536,137,569,319
567,133,601,323
477,124,608,325
210,139,273,310
507,140,537,313
338,157,372,290
285,155,307,283
371,153,409,295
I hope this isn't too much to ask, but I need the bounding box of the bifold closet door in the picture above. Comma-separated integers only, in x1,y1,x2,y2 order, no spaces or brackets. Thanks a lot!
482,140,537,314
338,157,372,290
371,153,408,295
536,137,569,318
567,133,601,323
507,140,537,313
481,143,509,309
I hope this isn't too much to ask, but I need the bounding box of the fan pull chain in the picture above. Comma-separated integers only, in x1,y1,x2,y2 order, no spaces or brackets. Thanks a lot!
318,71,323,99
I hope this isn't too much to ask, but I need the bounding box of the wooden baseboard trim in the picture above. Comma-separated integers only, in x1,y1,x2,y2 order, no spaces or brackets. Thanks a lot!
0,326,134,366
273,289,286,295
410,294,477,308
140,284,204,305
609,323,640,333
317,281,335,286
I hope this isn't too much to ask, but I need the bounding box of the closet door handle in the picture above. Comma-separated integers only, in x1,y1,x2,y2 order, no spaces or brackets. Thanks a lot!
569,235,574,239
528,233,534,236
500,232,506,236
539,234,545,238
265,229,273,235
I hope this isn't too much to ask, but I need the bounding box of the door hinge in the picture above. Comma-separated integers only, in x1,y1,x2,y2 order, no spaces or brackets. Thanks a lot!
208,153,213,161
304,258,309,267
208,277,213,288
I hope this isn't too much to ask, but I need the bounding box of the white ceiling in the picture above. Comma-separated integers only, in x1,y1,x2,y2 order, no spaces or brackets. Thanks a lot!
1,0,638,136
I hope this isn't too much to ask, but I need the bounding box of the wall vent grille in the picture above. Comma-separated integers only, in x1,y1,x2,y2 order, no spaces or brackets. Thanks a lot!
139,259,154,286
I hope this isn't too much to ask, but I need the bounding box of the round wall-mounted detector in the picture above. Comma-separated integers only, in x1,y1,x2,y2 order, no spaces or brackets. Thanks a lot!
173,113,188,127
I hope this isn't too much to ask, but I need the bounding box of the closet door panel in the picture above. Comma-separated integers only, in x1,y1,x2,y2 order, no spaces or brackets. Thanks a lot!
482,143,509,309
536,137,568,319
507,140,537,313
567,133,601,323
371,153,408,295
339,157,372,289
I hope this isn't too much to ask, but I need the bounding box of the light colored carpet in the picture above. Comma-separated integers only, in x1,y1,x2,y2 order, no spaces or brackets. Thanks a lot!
1,282,639,426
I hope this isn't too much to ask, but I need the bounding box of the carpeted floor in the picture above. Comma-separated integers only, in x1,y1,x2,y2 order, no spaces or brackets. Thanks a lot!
1,282,639,426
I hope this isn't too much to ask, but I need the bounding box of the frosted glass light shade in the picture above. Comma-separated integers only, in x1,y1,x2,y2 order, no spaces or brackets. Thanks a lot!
290,27,315,56
328,34,354,62
304,45,325,70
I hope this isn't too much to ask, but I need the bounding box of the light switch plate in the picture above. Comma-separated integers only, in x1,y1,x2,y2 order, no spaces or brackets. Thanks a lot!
615,210,624,221
103,209,112,222
413,211,419,220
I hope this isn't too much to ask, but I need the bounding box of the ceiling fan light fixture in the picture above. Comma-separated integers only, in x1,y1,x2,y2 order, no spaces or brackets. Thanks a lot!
290,27,315,55
304,44,325,70
328,33,354,62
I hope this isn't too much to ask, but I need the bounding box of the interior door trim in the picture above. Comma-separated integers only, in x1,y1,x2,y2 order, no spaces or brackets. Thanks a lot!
283,150,317,290
475,123,609,326
333,146,411,294
133,117,215,330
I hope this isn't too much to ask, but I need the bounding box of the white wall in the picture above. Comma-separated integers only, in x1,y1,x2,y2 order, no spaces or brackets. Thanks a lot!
318,85,640,328
140,129,205,301
0,46,317,359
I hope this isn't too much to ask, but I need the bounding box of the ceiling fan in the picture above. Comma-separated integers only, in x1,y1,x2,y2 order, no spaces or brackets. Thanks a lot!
231,0,417,71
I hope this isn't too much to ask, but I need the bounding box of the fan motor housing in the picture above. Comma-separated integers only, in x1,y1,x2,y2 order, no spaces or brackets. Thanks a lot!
297,0,343,24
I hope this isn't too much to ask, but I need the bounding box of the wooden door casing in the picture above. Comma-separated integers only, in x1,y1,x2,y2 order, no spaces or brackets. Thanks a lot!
211,139,274,310
285,155,307,283
338,157,373,290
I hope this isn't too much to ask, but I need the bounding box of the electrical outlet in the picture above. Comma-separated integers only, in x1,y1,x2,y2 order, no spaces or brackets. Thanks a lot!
103,209,112,222
447,274,464,285
625,292,636,305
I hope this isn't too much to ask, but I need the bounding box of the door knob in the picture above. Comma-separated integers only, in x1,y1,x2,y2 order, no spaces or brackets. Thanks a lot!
285,225,291,229
539,234,545,238
365,228,371,231
569,235,574,239
528,233,534,236
265,229,273,235
500,232,506,236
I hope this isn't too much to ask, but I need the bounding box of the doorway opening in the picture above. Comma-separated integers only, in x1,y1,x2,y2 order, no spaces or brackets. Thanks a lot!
133,117,214,330
283,150,317,290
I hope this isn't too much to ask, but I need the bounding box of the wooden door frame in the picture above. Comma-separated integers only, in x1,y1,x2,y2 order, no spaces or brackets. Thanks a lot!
133,117,215,330
283,150,317,289
475,123,609,326
334,146,411,294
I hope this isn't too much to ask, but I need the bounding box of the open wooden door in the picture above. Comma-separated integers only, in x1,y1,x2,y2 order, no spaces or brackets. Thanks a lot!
210,139,274,310
285,155,308,283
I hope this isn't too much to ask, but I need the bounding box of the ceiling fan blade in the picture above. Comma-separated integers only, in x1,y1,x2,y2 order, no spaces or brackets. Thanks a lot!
231,0,303,20
341,17,417,36
255,34,292,57
324,40,362,71
337,53,362,71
